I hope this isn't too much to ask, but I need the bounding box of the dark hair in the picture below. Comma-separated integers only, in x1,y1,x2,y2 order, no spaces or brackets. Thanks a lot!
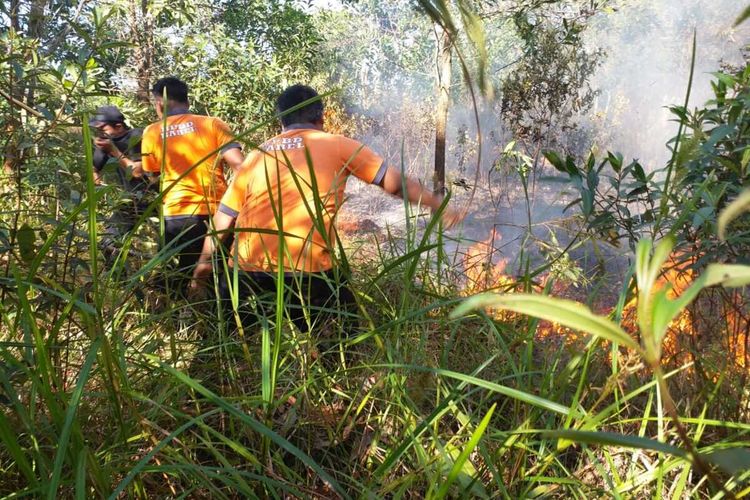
276,85,324,127
89,105,127,127
152,77,189,104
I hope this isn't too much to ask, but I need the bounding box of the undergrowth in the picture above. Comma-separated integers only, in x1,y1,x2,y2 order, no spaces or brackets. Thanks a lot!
0,35,749,500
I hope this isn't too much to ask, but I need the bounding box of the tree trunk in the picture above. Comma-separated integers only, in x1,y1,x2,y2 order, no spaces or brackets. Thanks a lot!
433,27,452,195
130,0,154,105
9,0,21,31
25,0,48,108
5,0,22,179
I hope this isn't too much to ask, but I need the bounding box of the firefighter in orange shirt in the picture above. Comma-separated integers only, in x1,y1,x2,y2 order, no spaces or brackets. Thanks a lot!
141,77,244,294
191,84,462,334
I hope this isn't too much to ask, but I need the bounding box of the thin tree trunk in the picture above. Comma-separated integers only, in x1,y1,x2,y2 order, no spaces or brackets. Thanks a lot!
25,0,48,108
9,0,21,31
5,0,22,178
433,27,452,195
130,0,154,105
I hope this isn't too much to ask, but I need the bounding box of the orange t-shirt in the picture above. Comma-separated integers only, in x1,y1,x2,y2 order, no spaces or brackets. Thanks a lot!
141,112,240,217
219,128,386,273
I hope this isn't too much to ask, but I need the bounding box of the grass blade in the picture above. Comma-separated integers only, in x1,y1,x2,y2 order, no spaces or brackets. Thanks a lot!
435,403,496,499
47,338,102,499
451,293,641,352
717,189,750,240
540,429,688,459
147,359,350,499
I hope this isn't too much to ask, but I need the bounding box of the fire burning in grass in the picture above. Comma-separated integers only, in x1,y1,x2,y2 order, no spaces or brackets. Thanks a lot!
461,228,514,297
460,228,585,342
619,254,750,372
462,233,750,370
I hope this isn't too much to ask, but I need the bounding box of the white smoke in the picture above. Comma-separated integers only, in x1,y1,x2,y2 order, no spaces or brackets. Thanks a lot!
327,1,749,269
582,0,749,168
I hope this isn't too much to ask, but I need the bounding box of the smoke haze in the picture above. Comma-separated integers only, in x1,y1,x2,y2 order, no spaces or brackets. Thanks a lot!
582,0,749,167
333,0,748,271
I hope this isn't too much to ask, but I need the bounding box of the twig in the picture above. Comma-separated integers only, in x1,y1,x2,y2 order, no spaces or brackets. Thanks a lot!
0,87,44,118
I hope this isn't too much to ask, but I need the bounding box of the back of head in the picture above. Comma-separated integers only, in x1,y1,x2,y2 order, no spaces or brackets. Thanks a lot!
152,77,189,104
276,85,324,127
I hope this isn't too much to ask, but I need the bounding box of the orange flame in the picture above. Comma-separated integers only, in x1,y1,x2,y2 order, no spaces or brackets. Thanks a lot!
462,228,514,296
621,253,749,372
461,228,577,340
462,232,750,369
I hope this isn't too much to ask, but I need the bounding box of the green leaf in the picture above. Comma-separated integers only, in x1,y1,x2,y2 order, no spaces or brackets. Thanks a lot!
261,321,271,406
702,263,750,288
717,189,750,241
456,1,489,96
703,448,750,475
741,148,750,173
0,407,38,487
109,408,224,499
691,206,714,230
543,150,566,173
607,152,623,173
47,339,101,500
435,403,496,499
428,365,572,415
75,449,87,500
11,61,24,80
650,281,703,348
669,105,688,123
735,6,750,26
636,238,653,289
632,161,647,183
540,430,688,459
637,237,675,294
581,188,593,217
703,124,735,150
451,293,640,352
98,41,133,51
711,72,739,88
115,359,350,500
16,224,36,262
565,156,580,177
36,106,54,120
649,237,675,284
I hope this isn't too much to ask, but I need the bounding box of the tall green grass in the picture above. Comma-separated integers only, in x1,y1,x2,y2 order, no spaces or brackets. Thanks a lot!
1,111,749,498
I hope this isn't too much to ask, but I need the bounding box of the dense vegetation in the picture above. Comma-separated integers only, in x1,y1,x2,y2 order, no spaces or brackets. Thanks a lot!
1,0,749,497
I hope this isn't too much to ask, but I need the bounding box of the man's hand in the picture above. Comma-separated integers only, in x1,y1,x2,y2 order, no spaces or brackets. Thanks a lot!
429,192,465,229
378,166,464,229
440,207,465,229
131,163,144,178
190,211,236,296
190,260,213,292
94,137,116,155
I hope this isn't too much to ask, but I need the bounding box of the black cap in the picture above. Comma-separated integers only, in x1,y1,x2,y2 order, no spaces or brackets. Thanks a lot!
89,105,126,126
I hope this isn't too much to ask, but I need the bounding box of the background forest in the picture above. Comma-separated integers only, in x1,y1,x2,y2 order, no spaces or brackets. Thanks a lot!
1,0,750,497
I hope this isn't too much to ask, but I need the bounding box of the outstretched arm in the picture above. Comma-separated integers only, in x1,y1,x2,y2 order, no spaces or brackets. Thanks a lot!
190,210,236,289
377,166,463,227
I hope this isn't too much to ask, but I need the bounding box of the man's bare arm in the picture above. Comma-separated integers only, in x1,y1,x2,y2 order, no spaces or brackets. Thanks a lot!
378,166,463,227
222,148,245,173
113,155,143,178
190,210,236,288
95,136,144,178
